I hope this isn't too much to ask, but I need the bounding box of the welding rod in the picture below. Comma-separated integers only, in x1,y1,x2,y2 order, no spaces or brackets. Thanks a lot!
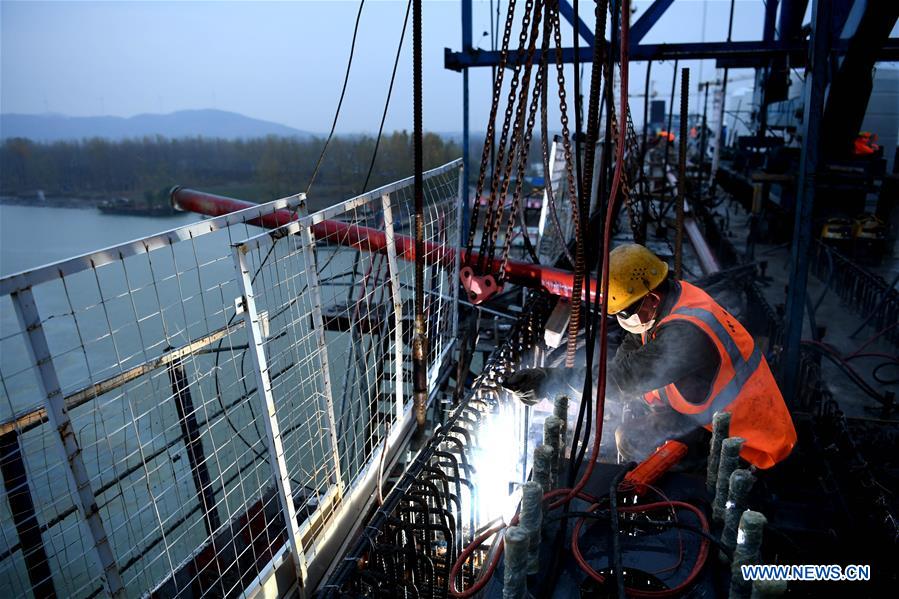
713,437,745,523
503,526,529,599
707,411,732,492
729,510,767,599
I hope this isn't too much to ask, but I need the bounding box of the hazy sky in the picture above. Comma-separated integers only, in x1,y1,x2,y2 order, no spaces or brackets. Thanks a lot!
2,1,882,134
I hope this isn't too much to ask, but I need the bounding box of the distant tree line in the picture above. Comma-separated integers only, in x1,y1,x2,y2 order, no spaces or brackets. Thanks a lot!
0,133,467,204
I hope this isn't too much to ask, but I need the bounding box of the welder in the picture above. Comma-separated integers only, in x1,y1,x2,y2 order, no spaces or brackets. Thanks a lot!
504,243,797,469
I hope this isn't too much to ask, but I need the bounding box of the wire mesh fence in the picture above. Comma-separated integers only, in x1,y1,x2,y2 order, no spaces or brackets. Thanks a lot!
0,159,462,598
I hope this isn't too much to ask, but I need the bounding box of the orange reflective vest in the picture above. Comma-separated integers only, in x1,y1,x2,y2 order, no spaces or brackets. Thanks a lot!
641,281,797,469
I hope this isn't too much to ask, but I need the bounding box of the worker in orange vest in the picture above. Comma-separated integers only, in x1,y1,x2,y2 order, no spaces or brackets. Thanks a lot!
658,130,675,143
504,243,797,470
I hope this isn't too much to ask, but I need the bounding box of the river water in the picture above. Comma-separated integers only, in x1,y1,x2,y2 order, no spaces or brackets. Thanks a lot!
0,201,444,597
0,203,203,276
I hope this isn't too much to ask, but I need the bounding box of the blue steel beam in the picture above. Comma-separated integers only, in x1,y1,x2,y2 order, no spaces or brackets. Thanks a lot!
630,0,675,44
559,0,595,46
444,37,899,70
461,0,471,241
781,0,829,402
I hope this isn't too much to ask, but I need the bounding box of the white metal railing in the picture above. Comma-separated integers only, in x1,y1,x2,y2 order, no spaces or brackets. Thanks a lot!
0,159,462,598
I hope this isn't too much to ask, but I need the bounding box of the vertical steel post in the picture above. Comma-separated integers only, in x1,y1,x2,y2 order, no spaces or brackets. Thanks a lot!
233,245,308,586
381,192,406,423
461,0,472,243
452,165,465,341
711,0,737,188
675,67,690,279
412,0,428,429
298,223,345,491
782,0,829,402
10,288,125,598
166,355,221,538
0,431,56,598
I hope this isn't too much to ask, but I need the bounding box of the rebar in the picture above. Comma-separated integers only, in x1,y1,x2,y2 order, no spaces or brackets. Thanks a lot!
533,444,554,493
503,526,529,599
722,469,756,557
750,579,788,598
707,411,732,492
729,510,767,599
553,395,569,445
543,415,564,487
674,67,689,278
714,437,744,522
519,481,543,574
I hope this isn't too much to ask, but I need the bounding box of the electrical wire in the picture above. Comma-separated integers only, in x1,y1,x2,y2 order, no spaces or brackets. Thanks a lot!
305,0,366,196
554,509,731,561
609,465,634,598
800,340,888,403
571,500,711,598
360,0,412,194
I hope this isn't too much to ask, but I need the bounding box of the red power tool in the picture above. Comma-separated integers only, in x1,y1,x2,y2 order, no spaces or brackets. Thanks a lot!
621,439,688,496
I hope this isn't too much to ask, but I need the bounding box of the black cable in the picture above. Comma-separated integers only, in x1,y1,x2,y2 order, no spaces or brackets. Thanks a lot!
610,465,634,599
546,510,733,560
360,0,412,193
800,342,887,403
305,0,366,196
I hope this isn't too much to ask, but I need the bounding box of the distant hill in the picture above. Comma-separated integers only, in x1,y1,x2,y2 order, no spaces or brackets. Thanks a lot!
0,109,313,142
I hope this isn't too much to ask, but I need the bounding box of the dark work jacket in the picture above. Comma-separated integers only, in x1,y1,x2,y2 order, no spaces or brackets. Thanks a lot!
608,280,721,405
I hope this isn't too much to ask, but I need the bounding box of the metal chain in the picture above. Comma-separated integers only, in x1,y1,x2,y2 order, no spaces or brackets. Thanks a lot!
486,0,545,270
477,0,536,272
550,1,586,368
498,0,549,278
465,0,518,261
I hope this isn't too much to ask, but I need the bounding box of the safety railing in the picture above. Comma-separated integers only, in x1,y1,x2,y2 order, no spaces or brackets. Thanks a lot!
810,241,899,348
320,291,551,598
231,160,462,584
0,159,462,598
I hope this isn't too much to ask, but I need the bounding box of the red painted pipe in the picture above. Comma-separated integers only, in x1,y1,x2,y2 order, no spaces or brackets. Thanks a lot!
171,187,599,303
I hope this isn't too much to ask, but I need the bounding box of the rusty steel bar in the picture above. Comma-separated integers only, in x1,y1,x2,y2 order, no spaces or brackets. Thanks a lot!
171,187,602,303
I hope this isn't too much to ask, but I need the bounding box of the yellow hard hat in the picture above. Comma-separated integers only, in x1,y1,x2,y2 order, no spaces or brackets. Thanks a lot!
607,244,669,314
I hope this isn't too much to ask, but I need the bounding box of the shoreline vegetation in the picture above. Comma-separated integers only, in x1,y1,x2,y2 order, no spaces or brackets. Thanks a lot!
1,132,465,212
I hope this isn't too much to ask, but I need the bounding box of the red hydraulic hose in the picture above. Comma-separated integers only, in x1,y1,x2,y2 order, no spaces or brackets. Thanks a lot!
567,0,631,503
448,488,600,598
570,500,711,598
170,187,601,303
450,2,644,596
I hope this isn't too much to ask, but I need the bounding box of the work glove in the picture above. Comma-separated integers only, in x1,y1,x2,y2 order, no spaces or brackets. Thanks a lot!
502,367,583,406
